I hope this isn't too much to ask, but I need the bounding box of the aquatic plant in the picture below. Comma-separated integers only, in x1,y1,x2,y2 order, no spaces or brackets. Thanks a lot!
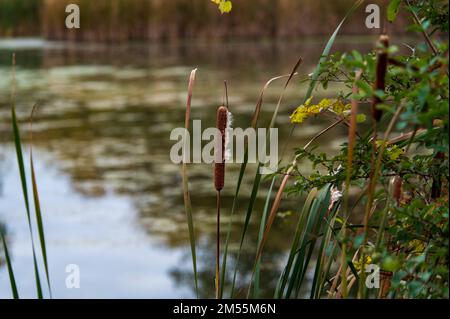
181,0,449,299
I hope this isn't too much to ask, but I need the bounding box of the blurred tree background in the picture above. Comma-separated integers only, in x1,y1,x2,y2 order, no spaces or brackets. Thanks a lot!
0,0,410,42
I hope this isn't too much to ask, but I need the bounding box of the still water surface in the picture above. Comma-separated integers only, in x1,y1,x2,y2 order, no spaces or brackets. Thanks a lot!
0,38,373,298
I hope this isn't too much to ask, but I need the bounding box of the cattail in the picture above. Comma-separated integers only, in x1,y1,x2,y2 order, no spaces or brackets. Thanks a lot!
372,34,389,122
214,106,228,191
391,175,403,206
214,105,230,299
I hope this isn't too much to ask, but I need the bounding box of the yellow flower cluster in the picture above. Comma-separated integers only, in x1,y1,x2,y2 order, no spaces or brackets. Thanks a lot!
354,255,373,272
211,0,232,13
376,140,405,161
290,97,353,124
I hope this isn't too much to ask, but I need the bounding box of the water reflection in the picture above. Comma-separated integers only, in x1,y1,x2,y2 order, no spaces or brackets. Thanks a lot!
0,39,373,298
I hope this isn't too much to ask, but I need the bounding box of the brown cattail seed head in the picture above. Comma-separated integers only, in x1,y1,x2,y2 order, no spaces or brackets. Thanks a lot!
391,175,403,205
214,106,228,191
372,34,389,122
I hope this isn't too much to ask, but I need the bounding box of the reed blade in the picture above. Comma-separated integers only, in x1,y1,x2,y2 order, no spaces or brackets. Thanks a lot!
229,168,262,297
182,69,199,297
287,184,331,298
30,103,52,297
275,187,317,298
310,202,340,299
253,177,276,298
11,102,43,299
1,231,19,299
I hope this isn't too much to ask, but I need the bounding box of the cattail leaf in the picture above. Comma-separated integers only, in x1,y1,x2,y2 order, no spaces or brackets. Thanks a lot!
253,177,276,298
279,185,332,298
292,184,331,297
229,168,262,297
251,73,295,129
181,69,199,298
275,187,317,298
11,63,44,299
30,103,52,297
1,232,19,299
11,103,44,299
310,201,340,298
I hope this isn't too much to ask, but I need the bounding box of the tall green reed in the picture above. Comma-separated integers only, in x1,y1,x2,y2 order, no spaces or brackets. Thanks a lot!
0,231,19,298
182,69,199,298
7,54,51,298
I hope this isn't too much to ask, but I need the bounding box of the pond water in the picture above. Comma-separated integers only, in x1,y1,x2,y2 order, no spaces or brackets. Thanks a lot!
0,38,375,298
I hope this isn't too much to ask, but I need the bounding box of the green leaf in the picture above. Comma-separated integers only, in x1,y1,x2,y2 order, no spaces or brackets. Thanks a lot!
181,69,199,298
229,168,261,297
275,188,317,298
31,149,52,297
1,232,19,299
253,178,276,298
30,103,52,297
11,101,43,299
388,0,402,22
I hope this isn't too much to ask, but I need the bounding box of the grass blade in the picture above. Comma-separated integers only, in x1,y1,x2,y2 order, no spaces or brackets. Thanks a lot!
253,177,276,298
1,231,19,299
11,101,44,299
310,201,340,299
229,168,262,297
275,187,317,298
10,54,43,298
29,102,52,297
182,69,199,297
289,184,331,298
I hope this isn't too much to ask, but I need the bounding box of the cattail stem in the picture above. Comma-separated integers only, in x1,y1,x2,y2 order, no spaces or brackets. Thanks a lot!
214,105,228,299
372,34,389,122
215,190,221,299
